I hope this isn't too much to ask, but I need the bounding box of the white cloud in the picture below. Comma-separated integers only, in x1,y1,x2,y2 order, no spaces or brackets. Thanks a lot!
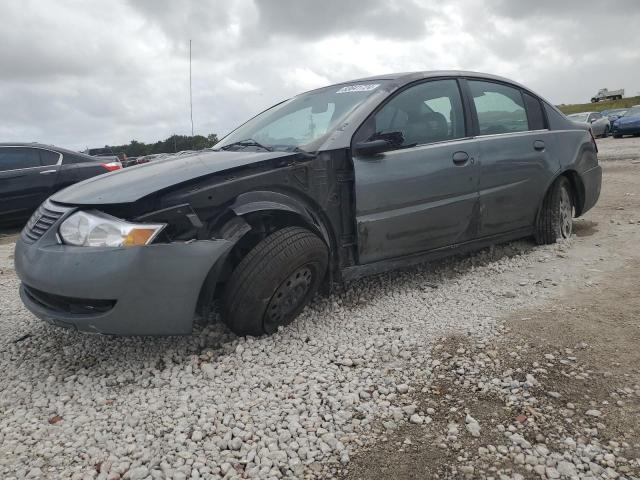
0,0,638,150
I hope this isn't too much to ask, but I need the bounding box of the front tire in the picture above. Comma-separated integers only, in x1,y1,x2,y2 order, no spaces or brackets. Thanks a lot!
535,177,574,245
222,226,328,336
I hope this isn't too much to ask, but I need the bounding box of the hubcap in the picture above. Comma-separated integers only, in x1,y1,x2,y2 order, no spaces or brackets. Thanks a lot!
559,187,573,238
264,266,314,331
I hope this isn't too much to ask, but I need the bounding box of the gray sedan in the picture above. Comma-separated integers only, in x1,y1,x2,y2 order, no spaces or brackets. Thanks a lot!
15,71,602,336
568,111,611,137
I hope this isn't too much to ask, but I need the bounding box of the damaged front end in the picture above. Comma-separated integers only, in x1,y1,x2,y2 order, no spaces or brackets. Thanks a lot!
14,198,237,335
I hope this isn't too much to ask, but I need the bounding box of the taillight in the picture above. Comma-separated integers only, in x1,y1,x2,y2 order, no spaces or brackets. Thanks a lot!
589,129,598,153
101,162,122,172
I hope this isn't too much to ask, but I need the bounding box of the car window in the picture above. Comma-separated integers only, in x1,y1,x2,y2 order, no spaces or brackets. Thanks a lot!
469,80,529,135
356,79,466,148
39,149,60,166
0,147,41,172
254,103,336,144
591,113,601,120
215,80,391,153
523,93,546,130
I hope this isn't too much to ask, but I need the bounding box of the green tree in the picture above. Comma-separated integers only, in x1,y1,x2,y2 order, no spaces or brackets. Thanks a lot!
106,133,219,157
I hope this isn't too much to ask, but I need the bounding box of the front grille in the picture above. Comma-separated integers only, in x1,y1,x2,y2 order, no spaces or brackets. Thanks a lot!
23,285,116,315
22,200,72,243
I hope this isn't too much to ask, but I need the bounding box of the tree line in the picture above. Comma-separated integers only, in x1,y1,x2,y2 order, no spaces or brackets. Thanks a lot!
106,133,219,157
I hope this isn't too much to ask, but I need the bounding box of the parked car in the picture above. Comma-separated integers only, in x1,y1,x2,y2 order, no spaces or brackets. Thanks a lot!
121,156,139,168
567,112,610,137
83,146,120,164
0,143,121,224
601,108,628,127
15,71,601,337
612,106,640,138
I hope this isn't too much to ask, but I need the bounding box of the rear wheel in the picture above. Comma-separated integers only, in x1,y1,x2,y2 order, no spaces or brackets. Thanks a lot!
603,125,610,138
535,176,574,245
222,226,328,336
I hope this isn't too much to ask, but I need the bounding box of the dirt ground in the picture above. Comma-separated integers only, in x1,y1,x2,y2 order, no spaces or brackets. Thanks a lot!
342,137,640,479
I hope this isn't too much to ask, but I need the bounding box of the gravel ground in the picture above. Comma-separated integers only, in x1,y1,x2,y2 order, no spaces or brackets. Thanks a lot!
1,136,639,479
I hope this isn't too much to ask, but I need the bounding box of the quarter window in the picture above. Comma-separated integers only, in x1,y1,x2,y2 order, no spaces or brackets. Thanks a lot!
39,149,60,166
523,93,546,130
356,79,466,147
0,147,41,172
469,80,528,135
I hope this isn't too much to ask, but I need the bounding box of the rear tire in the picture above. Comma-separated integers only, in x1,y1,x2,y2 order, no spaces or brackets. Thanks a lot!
535,176,574,245
602,125,610,138
222,226,328,336
613,134,622,139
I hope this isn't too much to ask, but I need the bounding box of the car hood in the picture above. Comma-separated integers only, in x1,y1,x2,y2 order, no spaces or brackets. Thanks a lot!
52,150,292,205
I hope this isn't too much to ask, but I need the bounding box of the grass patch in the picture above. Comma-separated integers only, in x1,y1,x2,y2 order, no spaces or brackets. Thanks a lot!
557,96,640,115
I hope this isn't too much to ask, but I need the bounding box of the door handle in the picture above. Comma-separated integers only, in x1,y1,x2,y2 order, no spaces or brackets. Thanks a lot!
40,169,57,175
533,140,545,151
452,151,469,166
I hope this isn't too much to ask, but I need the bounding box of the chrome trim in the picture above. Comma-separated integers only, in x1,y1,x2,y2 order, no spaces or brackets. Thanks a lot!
0,145,63,173
474,128,550,139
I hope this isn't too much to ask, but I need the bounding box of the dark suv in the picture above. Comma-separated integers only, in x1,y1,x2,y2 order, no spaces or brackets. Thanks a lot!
15,71,601,336
1,143,121,224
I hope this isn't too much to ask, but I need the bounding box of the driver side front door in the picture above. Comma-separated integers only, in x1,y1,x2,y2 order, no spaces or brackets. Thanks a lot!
352,79,480,264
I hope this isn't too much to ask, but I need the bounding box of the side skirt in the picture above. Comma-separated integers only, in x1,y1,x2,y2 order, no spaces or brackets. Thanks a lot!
341,227,533,282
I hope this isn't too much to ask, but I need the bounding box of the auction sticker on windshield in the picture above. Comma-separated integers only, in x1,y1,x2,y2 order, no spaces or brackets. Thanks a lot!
336,84,380,93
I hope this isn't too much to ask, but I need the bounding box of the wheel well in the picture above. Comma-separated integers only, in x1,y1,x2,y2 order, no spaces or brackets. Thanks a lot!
560,170,586,217
196,210,328,316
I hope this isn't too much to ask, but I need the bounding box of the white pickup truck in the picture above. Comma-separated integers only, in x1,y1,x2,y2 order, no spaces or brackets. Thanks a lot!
591,88,624,103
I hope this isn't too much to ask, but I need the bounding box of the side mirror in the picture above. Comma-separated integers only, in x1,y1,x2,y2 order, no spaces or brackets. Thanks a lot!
354,139,392,156
589,118,597,123
354,131,405,156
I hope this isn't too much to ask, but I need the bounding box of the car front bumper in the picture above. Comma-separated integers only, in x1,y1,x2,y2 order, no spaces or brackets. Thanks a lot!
14,220,233,335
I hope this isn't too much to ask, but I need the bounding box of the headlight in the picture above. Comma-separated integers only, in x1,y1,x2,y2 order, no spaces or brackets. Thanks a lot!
59,210,165,247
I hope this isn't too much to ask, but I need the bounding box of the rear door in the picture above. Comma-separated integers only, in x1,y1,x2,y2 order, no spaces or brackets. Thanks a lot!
353,78,480,264
465,79,559,237
0,147,61,219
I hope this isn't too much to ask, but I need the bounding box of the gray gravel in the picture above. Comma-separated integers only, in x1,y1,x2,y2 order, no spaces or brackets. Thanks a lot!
1,236,588,479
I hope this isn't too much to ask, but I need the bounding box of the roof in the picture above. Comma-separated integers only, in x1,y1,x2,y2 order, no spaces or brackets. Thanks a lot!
303,70,536,97
0,142,93,158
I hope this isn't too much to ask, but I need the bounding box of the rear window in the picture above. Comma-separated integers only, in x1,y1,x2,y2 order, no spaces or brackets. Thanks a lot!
0,147,41,172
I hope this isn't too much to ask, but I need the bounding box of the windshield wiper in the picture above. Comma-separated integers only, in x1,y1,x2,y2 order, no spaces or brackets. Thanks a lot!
219,139,272,152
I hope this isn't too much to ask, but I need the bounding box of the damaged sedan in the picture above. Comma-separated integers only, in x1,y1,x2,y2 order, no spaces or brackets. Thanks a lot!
15,71,602,336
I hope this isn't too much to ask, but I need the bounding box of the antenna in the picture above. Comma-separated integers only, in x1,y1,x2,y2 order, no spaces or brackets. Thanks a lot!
189,39,194,136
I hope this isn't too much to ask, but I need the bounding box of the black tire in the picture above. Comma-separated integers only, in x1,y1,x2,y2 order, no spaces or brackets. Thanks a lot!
535,176,574,245
222,226,328,336
602,125,610,138
613,134,622,139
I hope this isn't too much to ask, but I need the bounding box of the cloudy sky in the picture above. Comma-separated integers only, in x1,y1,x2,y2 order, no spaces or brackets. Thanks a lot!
1,0,639,150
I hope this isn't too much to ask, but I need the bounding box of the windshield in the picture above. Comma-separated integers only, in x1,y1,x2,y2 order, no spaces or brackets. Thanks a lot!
214,81,390,152
569,113,589,122
623,107,640,117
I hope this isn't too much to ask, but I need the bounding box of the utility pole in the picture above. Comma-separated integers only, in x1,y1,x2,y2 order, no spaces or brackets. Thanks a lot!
189,39,194,136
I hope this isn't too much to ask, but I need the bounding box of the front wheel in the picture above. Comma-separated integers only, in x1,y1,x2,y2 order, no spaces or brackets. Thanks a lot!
535,177,574,245
222,226,328,336
602,125,610,138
